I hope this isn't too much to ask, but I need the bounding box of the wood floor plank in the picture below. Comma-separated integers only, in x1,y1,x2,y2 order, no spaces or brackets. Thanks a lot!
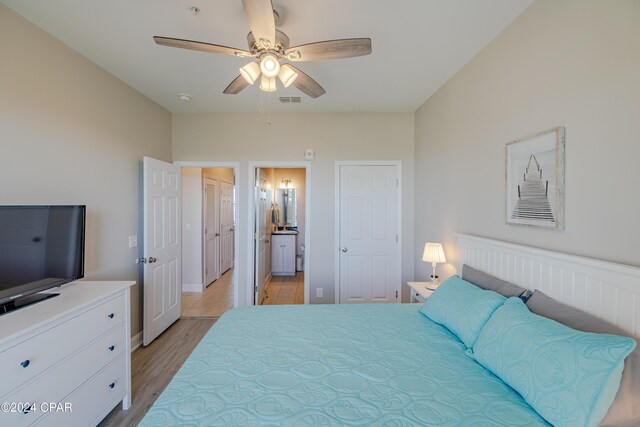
181,269,234,317
98,318,215,427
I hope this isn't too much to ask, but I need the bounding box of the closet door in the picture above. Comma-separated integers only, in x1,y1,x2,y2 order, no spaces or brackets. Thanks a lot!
338,164,399,304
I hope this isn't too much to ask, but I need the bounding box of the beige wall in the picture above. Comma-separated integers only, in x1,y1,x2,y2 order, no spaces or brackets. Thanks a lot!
414,0,640,280
0,5,172,336
172,112,415,303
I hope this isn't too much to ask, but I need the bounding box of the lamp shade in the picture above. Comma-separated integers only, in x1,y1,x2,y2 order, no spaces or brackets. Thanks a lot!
422,243,446,264
260,75,277,92
278,64,298,88
239,61,261,85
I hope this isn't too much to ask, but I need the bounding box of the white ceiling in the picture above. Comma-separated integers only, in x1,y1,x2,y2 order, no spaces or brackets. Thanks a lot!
1,0,532,113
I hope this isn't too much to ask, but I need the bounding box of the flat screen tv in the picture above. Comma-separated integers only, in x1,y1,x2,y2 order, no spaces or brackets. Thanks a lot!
0,205,85,314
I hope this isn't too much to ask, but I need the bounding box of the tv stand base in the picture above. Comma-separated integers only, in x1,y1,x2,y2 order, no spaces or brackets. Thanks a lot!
0,292,59,315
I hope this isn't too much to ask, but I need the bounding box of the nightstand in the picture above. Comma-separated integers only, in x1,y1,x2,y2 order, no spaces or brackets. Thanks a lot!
407,281,439,303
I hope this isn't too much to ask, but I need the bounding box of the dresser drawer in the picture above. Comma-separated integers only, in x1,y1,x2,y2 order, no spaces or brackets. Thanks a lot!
35,355,126,427
1,325,126,427
0,293,125,397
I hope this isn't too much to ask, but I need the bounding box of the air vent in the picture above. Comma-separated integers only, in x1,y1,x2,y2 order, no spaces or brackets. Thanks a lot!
279,96,302,103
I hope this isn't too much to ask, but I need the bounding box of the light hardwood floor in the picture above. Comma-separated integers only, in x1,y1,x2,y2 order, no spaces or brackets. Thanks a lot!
99,318,216,427
182,269,304,317
181,268,234,318
263,271,304,305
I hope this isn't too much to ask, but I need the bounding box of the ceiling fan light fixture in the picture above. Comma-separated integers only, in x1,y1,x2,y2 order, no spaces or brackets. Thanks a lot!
278,65,298,88
260,75,277,92
260,54,281,78
239,61,261,85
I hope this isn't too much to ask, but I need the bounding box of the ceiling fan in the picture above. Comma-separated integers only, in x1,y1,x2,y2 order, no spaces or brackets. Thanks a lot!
154,0,372,98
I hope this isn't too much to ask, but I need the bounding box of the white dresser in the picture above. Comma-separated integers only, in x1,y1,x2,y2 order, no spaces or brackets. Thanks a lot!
0,281,134,427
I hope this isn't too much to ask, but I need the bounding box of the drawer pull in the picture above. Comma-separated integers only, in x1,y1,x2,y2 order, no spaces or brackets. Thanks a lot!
109,345,115,352
20,359,30,368
108,313,115,319
109,382,116,389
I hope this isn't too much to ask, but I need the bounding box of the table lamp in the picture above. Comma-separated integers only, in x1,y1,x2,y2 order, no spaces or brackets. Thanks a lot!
422,242,446,285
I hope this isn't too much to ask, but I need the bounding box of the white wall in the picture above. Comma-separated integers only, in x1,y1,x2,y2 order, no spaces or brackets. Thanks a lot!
414,0,640,280
172,112,415,303
0,4,172,336
181,168,203,291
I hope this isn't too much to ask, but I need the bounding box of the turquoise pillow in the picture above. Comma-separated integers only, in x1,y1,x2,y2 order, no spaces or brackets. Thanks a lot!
473,298,636,427
420,275,506,348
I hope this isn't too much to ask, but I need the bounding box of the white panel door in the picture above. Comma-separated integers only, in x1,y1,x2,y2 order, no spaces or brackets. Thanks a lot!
220,181,234,274
339,165,398,304
254,169,268,305
204,177,220,286
143,157,181,346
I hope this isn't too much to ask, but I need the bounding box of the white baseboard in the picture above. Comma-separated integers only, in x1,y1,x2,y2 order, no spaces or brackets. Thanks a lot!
182,283,203,293
131,331,143,352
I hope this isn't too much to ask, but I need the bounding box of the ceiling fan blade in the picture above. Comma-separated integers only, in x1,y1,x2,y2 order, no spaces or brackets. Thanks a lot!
223,75,250,94
285,38,372,61
153,36,253,58
286,65,326,98
242,0,276,49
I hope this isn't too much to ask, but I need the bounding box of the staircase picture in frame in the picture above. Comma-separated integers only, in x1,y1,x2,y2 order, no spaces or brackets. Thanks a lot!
505,127,565,230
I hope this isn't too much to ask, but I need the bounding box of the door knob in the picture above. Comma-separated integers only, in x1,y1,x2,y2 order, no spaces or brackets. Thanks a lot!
135,257,147,264
215,233,220,237
341,247,348,253
148,257,157,263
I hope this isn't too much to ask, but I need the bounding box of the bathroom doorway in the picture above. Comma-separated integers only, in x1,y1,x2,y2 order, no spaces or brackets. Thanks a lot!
248,162,311,306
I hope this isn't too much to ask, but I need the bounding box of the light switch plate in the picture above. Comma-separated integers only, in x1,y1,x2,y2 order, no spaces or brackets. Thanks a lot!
128,235,138,248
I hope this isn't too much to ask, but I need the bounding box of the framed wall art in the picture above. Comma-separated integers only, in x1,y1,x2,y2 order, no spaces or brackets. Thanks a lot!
505,127,565,229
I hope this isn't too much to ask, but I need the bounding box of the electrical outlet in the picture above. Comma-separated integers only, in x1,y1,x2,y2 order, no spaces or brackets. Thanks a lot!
316,288,323,298
128,235,138,248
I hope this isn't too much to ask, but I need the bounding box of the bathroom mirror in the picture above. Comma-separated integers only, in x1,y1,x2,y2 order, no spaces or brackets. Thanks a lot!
275,188,297,228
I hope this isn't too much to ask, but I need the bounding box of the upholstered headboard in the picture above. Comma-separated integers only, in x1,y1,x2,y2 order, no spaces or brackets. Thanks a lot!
457,234,640,339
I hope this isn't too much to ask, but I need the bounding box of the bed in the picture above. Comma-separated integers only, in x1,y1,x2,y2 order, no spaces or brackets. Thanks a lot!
140,235,640,426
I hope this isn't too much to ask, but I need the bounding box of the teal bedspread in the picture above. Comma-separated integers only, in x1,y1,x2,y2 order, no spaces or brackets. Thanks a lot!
140,304,548,426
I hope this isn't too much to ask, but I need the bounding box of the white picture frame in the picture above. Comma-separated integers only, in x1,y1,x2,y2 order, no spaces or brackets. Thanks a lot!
505,127,565,229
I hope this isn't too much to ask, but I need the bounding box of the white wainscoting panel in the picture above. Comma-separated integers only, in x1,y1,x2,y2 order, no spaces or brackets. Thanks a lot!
457,234,640,339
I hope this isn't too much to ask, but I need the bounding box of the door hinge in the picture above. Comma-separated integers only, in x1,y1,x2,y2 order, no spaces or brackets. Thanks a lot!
396,178,399,187
396,290,398,298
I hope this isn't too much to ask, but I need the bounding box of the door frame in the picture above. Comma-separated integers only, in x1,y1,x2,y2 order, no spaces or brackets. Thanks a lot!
334,161,403,304
174,161,240,308
247,161,312,305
